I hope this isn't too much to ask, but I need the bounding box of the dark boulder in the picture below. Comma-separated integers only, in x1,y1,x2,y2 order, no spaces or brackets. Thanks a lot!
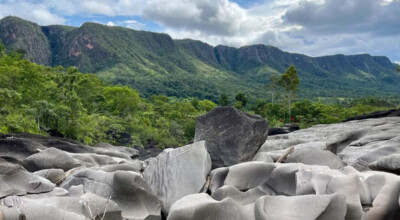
268,123,300,136
194,107,269,169
343,108,400,122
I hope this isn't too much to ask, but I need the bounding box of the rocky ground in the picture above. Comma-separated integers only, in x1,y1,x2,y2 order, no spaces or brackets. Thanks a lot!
0,106,399,220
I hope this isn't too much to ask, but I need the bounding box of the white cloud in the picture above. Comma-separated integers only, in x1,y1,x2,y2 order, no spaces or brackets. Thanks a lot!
0,0,399,61
395,61,400,65
106,21,115,26
123,20,145,30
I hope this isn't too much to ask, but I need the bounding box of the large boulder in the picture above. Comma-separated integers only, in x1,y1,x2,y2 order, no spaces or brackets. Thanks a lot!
60,169,161,220
23,147,81,172
0,192,122,220
0,158,55,198
286,146,344,169
369,154,400,174
194,107,269,169
254,194,347,220
142,141,211,214
168,193,252,220
258,117,400,171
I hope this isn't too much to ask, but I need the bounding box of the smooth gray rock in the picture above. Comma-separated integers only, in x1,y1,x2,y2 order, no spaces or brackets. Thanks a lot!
209,167,229,194
369,154,400,173
254,194,347,220
194,106,269,169
94,142,139,159
224,162,275,191
0,159,55,198
23,147,81,172
34,169,64,184
143,141,211,214
212,185,274,205
60,169,162,220
1,192,122,220
258,117,400,171
252,152,274,163
287,146,344,169
168,193,252,220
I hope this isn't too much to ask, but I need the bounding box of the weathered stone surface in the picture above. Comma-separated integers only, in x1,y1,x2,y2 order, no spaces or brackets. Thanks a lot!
287,146,344,169
195,106,269,169
0,192,122,220
95,142,139,159
268,123,300,136
143,141,211,214
60,169,162,220
0,159,55,198
252,152,274,163
224,162,275,191
369,154,400,173
34,169,64,184
254,194,347,220
168,193,252,220
23,147,81,172
258,117,400,171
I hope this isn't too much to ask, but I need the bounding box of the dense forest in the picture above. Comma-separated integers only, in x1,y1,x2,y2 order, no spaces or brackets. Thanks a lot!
0,40,398,148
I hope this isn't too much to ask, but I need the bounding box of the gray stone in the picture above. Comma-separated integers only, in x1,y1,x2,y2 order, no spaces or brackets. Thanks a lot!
369,154,400,173
143,141,211,214
212,185,273,205
209,167,229,194
287,146,344,169
254,194,347,220
168,193,252,220
224,162,275,191
94,142,139,159
194,106,269,169
0,159,55,198
252,152,274,163
60,169,162,219
258,117,400,171
23,147,81,172
34,169,64,184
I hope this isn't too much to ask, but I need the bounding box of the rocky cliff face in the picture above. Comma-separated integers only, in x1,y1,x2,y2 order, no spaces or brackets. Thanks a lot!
1,16,400,100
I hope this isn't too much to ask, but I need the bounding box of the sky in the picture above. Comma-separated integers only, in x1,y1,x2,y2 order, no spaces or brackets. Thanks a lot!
1,0,400,63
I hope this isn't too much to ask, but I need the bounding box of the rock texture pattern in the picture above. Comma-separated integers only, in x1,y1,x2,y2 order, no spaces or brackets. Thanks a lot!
143,141,211,213
1,112,400,220
195,106,269,169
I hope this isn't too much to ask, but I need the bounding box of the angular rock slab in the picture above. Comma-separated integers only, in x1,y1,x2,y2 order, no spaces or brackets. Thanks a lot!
195,106,269,169
143,141,211,214
60,169,161,220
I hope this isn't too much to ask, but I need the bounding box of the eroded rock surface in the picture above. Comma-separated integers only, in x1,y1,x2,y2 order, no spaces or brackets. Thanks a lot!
195,106,269,169
143,141,211,213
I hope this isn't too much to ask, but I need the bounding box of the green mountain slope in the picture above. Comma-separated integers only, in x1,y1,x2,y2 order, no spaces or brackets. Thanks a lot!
1,16,399,101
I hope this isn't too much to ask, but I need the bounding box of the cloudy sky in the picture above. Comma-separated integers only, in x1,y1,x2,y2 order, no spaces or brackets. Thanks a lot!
1,0,399,63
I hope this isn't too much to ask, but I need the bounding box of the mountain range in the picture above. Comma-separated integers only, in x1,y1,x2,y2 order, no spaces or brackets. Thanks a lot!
1,16,399,101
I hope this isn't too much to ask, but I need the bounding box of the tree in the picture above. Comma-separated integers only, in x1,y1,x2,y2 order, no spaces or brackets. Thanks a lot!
265,75,279,104
279,65,299,121
218,94,229,106
0,39,5,55
234,92,248,109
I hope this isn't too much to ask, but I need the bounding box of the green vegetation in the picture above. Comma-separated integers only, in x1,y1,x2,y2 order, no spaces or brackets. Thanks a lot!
1,16,400,104
0,46,216,147
0,40,398,149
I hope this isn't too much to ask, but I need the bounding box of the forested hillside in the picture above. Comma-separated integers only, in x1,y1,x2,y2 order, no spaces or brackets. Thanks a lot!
1,16,400,102
1,42,396,147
